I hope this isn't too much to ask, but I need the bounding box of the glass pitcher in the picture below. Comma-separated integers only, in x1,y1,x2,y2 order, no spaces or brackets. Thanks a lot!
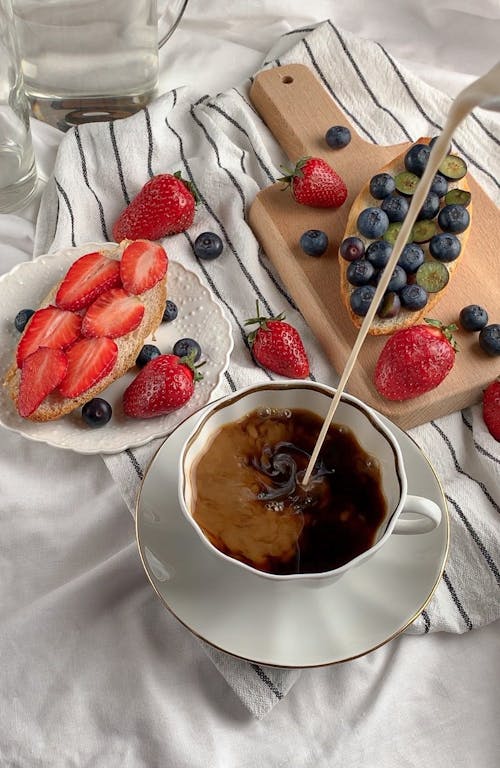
12,0,189,130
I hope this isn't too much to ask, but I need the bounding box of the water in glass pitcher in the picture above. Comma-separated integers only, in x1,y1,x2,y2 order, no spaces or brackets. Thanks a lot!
13,0,161,130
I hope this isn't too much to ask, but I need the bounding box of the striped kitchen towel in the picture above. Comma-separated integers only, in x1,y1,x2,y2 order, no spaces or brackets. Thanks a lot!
33,20,500,718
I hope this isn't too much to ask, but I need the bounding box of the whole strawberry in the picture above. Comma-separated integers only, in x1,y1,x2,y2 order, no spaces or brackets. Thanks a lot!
374,319,457,401
123,352,202,418
279,156,347,208
245,302,309,379
112,172,198,242
482,378,500,441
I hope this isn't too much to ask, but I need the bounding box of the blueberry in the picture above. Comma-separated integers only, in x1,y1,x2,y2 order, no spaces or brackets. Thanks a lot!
377,291,401,319
299,229,329,256
369,173,396,200
437,204,470,234
377,265,407,293
14,308,35,333
136,344,161,368
82,398,112,428
381,193,409,223
478,324,500,356
350,285,376,316
459,304,489,332
162,299,178,323
346,259,375,286
325,125,351,149
340,236,365,262
404,143,431,176
366,239,393,269
429,233,462,262
417,191,440,220
194,232,223,260
357,207,390,239
399,284,428,311
173,337,202,361
430,173,448,198
397,243,425,274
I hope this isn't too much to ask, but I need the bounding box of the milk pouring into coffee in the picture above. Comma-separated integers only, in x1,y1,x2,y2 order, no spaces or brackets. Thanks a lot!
189,407,387,576
301,60,500,488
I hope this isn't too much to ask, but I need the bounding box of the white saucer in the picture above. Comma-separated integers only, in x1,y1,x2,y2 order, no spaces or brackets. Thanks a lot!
136,405,449,668
0,244,233,454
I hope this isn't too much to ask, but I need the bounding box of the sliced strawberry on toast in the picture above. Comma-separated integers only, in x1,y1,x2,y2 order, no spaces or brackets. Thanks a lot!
18,347,68,418
59,337,118,399
55,251,121,311
16,305,82,368
119,240,168,295
81,288,145,339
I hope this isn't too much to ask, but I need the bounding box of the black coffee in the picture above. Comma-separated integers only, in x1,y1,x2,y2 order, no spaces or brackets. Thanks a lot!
190,407,387,575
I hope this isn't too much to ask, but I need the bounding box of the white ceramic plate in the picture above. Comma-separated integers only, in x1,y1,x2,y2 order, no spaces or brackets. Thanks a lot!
136,403,450,668
0,243,233,454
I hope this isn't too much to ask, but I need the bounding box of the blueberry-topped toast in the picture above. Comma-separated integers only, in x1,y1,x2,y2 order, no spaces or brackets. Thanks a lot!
339,137,472,335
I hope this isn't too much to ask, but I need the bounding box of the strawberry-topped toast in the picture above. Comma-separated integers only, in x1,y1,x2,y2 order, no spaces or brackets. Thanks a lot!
3,239,168,421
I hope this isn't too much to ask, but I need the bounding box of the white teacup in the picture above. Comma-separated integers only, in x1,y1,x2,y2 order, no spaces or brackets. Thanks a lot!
178,381,442,584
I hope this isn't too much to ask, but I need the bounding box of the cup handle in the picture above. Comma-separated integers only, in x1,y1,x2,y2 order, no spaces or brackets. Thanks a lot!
158,0,189,48
393,494,442,534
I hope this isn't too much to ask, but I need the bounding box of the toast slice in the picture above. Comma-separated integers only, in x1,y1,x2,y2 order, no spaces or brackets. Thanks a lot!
3,241,167,422
339,138,472,335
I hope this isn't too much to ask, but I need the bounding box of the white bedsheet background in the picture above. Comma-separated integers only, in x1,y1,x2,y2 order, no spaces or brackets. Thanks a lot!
1,1,499,766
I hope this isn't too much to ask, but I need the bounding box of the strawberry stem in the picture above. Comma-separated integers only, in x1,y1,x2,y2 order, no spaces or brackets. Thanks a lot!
277,156,311,190
173,170,200,205
424,317,458,350
179,349,205,381
244,300,285,344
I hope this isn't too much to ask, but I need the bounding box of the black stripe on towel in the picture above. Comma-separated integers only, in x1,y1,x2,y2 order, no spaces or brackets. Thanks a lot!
204,101,276,184
231,87,260,119
443,570,473,630
378,43,500,150
301,38,377,144
251,664,283,700
180,230,273,380
189,103,300,312
282,26,316,37
144,107,154,179
377,45,500,190
74,127,109,241
421,609,431,633
50,196,60,247
327,21,412,141
109,121,130,205
431,421,500,514
460,412,500,466
165,114,275,316
446,493,500,586
224,370,237,392
54,178,75,247
239,148,246,175
189,104,246,216
126,449,144,481
185,103,317,382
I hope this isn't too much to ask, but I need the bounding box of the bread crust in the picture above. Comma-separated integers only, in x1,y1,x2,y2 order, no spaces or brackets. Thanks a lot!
3,242,167,422
339,139,472,335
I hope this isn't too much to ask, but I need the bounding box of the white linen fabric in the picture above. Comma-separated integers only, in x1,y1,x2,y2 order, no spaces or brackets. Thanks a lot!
28,20,500,718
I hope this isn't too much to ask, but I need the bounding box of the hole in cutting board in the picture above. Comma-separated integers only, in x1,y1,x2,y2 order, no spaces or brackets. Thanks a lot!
282,75,294,84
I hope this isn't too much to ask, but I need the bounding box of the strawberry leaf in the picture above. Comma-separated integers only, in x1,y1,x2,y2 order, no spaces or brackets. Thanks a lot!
277,156,311,188
423,317,458,350
173,170,200,205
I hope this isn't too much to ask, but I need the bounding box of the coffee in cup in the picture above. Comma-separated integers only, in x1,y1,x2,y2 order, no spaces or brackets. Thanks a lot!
179,382,442,584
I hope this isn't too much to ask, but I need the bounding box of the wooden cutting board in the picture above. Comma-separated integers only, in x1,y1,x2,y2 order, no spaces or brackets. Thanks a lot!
248,64,499,430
